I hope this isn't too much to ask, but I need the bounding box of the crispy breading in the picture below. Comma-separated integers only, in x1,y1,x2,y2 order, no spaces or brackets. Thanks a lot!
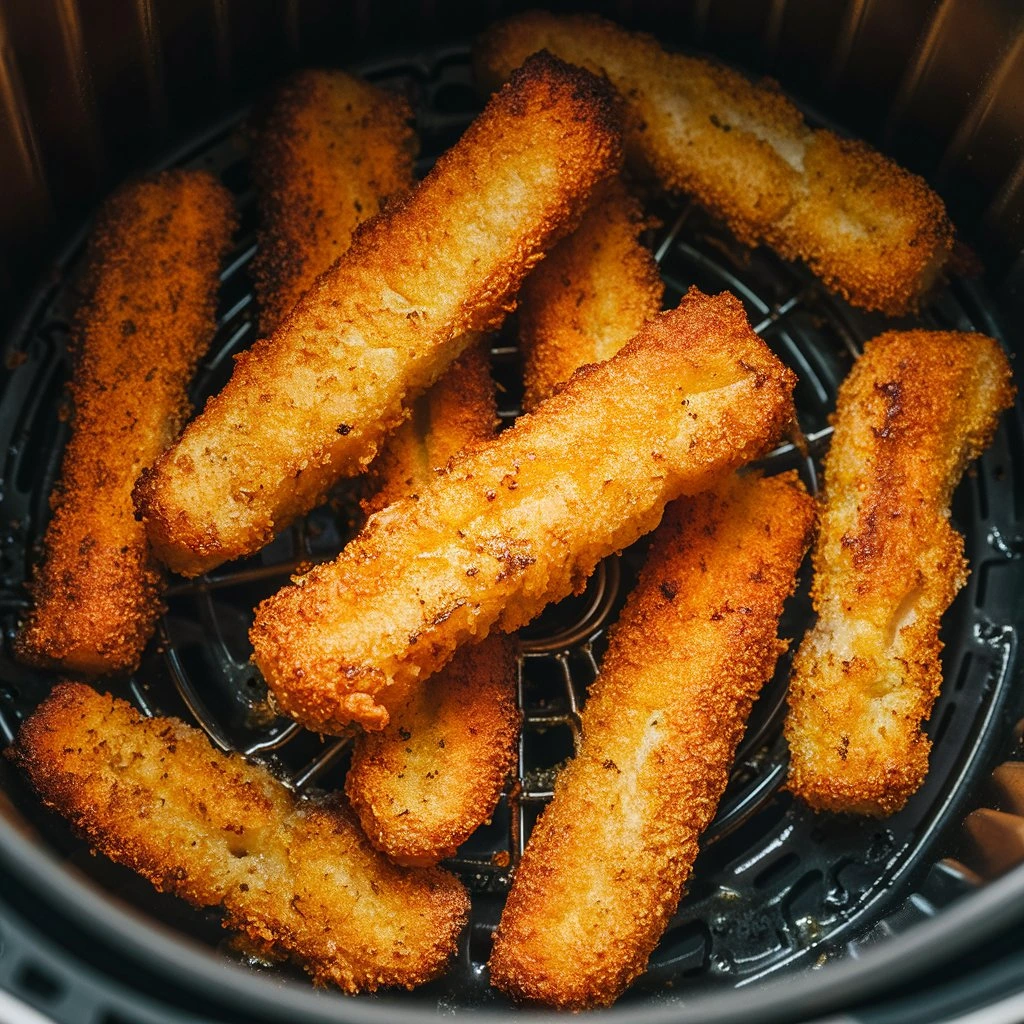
785,331,1014,815
349,339,519,867
250,288,797,734
347,637,519,867
135,53,622,577
15,172,235,675
361,342,499,517
250,69,415,335
12,682,469,991
489,473,815,1009
475,12,953,315
519,178,663,411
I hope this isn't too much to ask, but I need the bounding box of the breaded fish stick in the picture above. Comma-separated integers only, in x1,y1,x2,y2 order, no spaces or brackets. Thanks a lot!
519,178,663,411
251,69,415,335
785,331,1014,815
251,288,797,734
348,342,520,867
347,634,519,867
13,682,469,992
135,53,621,577
489,472,815,1009
15,172,235,675
475,12,953,315
361,343,499,517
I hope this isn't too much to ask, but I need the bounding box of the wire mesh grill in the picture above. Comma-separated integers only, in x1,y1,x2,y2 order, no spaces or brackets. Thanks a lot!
0,44,1021,1010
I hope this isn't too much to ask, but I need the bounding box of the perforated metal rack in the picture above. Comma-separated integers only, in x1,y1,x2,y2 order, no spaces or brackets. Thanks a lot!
0,43,1022,1021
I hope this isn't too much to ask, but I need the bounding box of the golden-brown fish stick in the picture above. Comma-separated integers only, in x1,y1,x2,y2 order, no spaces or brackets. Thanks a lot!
347,636,519,867
135,53,621,577
519,178,663,411
362,343,499,517
15,172,235,675
13,682,468,991
348,341,519,867
251,288,797,735
785,331,1014,816
251,69,415,335
489,473,815,1009
475,12,953,315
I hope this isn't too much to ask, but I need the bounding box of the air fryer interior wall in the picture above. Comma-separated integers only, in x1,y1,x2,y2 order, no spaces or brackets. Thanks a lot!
0,4,1022,1024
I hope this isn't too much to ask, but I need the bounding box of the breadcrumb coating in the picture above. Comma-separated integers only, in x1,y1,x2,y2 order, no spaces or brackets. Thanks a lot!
12,682,469,991
135,52,622,576
251,69,415,335
349,339,519,867
250,288,797,734
475,12,953,315
785,331,1014,815
489,473,815,1009
347,637,519,867
519,178,663,411
15,172,235,675
361,342,498,517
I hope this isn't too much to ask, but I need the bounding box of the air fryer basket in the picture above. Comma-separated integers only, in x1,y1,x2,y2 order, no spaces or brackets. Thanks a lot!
0,3,1023,1024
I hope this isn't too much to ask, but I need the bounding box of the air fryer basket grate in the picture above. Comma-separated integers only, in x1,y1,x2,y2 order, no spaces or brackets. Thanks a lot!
0,44,1022,1014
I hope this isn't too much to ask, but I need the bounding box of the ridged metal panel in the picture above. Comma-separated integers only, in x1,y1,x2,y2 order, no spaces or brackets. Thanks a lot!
0,5,54,286
2,1,102,217
885,0,1023,176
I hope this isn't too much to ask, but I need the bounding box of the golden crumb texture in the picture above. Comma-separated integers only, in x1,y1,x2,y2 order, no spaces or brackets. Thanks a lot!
135,52,623,577
785,330,1014,815
251,69,416,335
489,472,815,1009
347,635,519,866
362,340,498,517
250,287,797,735
15,171,235,675
349,338,519,867
519,178,663,411
12,682,469,991
475,11,954,315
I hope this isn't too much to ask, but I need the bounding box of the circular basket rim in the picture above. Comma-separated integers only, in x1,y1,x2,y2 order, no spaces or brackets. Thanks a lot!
1,811,1024,1024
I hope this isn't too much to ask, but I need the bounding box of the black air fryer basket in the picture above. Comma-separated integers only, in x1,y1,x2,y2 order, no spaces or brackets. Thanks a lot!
0,2,1022,1023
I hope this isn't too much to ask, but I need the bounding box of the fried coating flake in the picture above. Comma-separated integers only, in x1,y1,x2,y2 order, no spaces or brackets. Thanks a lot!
12,682,469,991
15,172,235,675
251,69,415,335
475,12,953,315
785,331,1014,815
250,288,797,735
135,52,622,576
489,473,815,1009
348,340,519,867
519,178,663,411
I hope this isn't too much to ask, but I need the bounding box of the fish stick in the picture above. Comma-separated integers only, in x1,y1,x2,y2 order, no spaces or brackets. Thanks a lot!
361,343,499,517
475,12,953,315
348,342,520,867
489,472,814,1008
135,53,622,577
15,172,235,675
250,70,517,869
785,331,1014,815
519,178,663,411
250,69,415,335
12,682,469,991
251,288,797,734
347,635,519,867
